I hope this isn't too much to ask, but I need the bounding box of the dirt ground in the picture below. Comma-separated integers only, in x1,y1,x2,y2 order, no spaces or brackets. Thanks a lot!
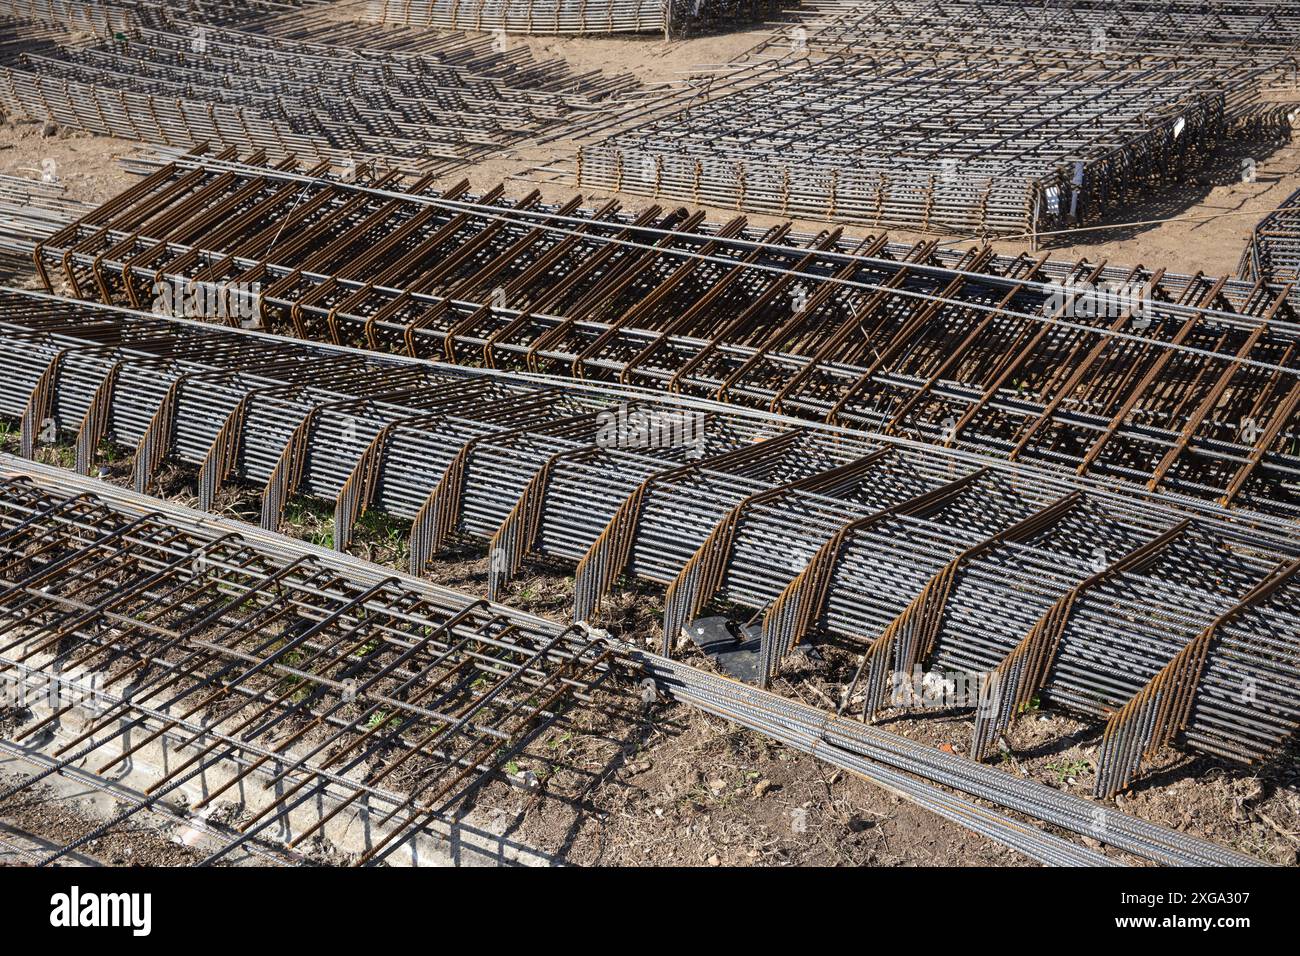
0,776,206,868
780,647,1300,867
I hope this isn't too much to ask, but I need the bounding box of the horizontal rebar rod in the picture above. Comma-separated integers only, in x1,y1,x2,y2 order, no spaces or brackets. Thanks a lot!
0,458,1269,866
0,287,1296,797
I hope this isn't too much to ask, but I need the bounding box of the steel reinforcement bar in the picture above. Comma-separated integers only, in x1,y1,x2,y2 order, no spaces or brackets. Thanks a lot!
642,654,1264,866
0,175,94,256
574,0,1297,236
1239,185,1300,287
575,55,1226,237
0,0,358,33
0,0,138,35
0,288,1297,798
0,469,628,867
0,460,1269,866
363,0,789,37
0,9,635,177
799,0,1300,57
0,472,1104,872
21,152,1300,520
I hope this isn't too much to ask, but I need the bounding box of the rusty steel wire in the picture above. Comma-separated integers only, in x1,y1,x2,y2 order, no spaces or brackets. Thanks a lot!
0,6,636,178
1239,186,1300,287
0,174,94,254
0,460,1274,866
0,462,1077,867
573,0,1300,237
0,463,628,867
0,287,1297,800
363,0,790,37
18,151,1300,520
798,0,1300,56
0,0,1289,874
643,652,1264,866
0,0,139,35
0,0,339,33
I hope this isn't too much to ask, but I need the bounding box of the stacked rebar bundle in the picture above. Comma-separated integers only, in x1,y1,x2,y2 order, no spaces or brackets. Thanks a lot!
575,0,1298,236
0,0,1289,876
1,288,1297,798
578,56,1225,236
4,462,1273,867
363,0,786,37
642,653,1263,866
1239,185,1300,285
21,152,1300,520
791,1,1300,120
0,0,137,35
0,175,94,253
0,466,623,867
0,9,634,177
0,0,338,32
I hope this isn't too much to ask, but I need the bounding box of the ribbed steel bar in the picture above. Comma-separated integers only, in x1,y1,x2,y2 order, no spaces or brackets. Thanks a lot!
20,152,1300,519
802,0,1300,56
1,1,361,33
364,0,788,37
575,0,1297,236
0,466,623,867
1239,186,1300,286
0,0,138,35
0,459,1272,866
641,653,1265,866
0,175,94,255
0,6,635,177
0,288,1297,797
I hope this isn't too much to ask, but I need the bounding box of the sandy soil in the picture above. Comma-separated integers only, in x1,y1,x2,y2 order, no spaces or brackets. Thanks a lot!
508,26,775,85
0,118,138,206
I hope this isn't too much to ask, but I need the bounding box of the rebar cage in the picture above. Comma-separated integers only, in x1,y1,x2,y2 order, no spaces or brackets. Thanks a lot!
0,467,627,866
1,287,1297,800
